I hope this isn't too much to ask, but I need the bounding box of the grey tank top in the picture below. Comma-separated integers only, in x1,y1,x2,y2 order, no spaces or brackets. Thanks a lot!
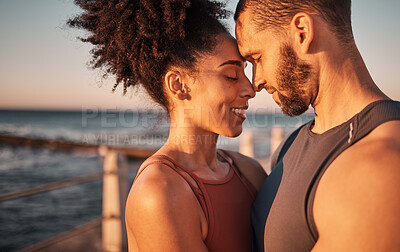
252,100,400,252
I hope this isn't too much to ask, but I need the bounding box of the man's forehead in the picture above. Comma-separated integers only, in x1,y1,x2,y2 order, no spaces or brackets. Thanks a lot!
235,11,255,38
235,18,254,50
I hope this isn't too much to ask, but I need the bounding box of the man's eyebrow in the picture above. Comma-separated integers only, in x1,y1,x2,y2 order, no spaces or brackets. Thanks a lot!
240,51,253,61
218,60,244,68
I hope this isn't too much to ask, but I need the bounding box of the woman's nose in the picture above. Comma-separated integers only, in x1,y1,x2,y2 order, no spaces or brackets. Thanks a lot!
241,77,256,99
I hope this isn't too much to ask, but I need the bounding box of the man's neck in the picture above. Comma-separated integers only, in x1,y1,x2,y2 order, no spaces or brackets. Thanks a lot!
311,50,388,134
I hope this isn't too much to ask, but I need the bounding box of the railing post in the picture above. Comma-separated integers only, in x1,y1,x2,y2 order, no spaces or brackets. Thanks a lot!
117,153,129,251
270,125,284,157
239,130,255,158
101,147,122,252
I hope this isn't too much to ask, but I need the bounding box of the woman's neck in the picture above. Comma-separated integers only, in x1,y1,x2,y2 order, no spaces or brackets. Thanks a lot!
161,121,221,173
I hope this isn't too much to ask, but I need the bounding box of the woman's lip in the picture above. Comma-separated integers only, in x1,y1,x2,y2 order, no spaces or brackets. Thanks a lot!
237,113,247,120
232,111,246,120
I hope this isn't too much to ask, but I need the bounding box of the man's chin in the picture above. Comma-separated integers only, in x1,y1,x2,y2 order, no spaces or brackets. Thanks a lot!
278,94,309,117
281,104,309,117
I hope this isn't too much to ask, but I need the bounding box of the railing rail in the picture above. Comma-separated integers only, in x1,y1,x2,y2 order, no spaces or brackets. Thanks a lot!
19,218,103,252
0,172,103,202
0,134,156,158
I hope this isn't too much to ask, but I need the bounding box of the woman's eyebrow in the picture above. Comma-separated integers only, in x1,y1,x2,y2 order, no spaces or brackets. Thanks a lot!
218,60,244,68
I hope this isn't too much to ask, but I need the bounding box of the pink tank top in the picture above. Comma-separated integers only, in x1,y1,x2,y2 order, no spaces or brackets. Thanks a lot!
135,149,257,252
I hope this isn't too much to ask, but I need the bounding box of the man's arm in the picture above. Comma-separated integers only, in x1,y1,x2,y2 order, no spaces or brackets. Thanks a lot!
312,121,400,251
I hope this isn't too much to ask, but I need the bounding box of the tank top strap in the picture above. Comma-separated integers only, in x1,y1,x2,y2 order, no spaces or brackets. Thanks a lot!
352,100,400,143
136,155,203,195
217,149,257,198
151,155,203,181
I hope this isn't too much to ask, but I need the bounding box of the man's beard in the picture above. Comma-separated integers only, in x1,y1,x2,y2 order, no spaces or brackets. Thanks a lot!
275,44,313,116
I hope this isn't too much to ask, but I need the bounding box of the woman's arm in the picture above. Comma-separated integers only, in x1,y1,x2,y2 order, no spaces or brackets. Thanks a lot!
125,163,208,252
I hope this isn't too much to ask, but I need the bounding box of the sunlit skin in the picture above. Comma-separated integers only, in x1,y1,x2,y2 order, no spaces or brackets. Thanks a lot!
125,34,267,252
236,8,400,252
236,14,318,117
169,35,255,138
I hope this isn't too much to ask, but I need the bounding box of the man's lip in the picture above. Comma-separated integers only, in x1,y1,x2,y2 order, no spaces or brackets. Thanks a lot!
266,88,276,94
272,92,281,105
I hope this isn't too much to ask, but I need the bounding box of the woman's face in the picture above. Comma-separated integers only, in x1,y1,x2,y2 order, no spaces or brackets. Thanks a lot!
182,34,255,137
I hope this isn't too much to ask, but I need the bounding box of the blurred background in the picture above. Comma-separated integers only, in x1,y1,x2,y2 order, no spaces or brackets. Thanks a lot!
0,0,399,251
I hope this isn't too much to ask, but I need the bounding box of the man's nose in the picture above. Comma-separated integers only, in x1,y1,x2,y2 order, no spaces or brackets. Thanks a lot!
252,65,266,92
253,77,266,92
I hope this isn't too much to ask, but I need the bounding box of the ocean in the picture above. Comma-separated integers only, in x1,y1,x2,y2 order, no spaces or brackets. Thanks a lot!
0,109,314,251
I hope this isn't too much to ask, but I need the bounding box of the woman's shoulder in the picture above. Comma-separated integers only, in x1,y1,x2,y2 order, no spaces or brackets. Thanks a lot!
125,156,208,251
126,155,202,226
218,149,267,191
131,156,191,200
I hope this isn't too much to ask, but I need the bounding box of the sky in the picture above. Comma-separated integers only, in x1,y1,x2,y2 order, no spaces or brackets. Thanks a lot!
0,0,399,112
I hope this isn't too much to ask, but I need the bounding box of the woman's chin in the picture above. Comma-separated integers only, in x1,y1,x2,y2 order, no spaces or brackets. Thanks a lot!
220,127,243,138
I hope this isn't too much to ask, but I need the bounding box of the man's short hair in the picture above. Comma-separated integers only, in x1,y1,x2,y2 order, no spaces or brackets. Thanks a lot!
235,0,353,45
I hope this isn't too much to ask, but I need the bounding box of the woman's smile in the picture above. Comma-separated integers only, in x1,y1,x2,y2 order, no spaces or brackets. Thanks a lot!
231,106,248,120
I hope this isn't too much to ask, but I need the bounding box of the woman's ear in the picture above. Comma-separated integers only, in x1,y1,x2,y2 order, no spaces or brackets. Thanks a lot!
290,13,314,54
165,70,190,100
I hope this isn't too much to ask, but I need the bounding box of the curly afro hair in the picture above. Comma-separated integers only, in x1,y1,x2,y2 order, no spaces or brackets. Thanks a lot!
68,0,230,111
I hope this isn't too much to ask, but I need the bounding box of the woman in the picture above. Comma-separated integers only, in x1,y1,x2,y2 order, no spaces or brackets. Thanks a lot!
69,0,267,251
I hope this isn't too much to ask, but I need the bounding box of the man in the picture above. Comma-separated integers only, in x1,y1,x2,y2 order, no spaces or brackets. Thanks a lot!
234,0,400,251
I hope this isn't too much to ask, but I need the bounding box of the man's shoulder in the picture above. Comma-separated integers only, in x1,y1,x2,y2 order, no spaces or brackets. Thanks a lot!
363,119,400,142
340,119,400,167
314,119,400,211
312,120,400,251
323,119,400,183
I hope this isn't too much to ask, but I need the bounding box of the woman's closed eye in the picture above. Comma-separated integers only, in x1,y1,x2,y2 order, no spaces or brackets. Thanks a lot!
223,69,239,81
226,75,239,81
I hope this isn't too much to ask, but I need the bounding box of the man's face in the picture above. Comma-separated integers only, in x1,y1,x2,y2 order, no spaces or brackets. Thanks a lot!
236,10,316,116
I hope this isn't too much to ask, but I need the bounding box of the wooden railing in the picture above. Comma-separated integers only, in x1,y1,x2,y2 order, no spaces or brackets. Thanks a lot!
0,135,156,252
